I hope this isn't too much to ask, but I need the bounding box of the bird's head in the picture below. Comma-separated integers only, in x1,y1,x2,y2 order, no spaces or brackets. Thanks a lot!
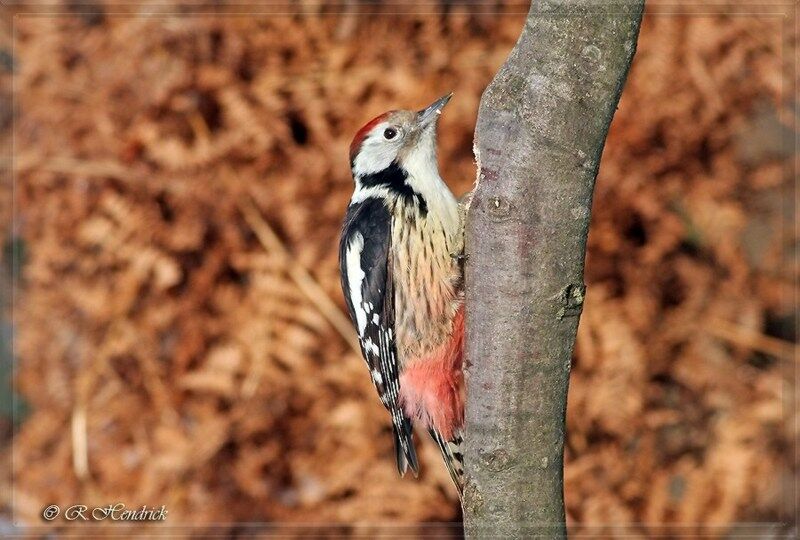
349,94,452,179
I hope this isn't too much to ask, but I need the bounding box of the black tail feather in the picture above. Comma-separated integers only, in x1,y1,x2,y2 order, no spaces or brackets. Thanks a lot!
429,428,464,497
392,416,419,476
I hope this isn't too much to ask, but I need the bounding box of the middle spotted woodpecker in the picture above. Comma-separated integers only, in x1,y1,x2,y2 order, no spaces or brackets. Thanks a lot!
339,94,465,495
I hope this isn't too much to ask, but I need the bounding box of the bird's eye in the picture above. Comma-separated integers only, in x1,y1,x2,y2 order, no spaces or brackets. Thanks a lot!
383,127,398,140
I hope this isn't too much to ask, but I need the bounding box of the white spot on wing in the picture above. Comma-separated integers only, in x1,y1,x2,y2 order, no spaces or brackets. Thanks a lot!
345,233,367,335
363,337,379,355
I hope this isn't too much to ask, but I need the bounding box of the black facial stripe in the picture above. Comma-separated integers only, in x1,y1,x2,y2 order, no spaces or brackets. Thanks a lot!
414,193,428,217
358,161,428,217
358,160,406,189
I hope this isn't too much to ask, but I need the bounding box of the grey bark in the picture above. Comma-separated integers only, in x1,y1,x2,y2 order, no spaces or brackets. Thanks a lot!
462,1,645,537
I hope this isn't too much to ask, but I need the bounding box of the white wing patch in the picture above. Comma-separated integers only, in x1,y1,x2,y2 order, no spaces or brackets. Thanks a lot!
345,232,367,335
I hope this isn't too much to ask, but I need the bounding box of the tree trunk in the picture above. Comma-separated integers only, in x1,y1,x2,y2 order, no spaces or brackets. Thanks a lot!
462,1,645,537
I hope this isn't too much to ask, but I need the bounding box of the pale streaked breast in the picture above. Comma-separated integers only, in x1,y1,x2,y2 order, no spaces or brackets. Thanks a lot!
391,203,463,364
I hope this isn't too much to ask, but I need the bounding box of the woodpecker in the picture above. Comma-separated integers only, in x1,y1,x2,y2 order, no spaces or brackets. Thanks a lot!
339,94,465,495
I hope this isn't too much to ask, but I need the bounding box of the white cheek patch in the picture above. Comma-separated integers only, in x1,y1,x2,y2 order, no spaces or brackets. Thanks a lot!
345,233,367,335
353,126,400,176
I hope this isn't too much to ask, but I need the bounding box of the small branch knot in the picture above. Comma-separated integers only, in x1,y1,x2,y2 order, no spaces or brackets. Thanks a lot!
556,283,586,319
486,196,513,222
581,44,602,63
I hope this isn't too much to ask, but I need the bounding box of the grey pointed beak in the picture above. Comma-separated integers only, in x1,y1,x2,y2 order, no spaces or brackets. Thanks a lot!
417,93,453,128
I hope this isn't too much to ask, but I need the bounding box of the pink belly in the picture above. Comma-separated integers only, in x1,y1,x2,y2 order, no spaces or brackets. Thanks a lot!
398,306,465,440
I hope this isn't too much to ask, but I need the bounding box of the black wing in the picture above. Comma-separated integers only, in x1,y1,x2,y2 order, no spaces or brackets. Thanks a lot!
339,197,418,475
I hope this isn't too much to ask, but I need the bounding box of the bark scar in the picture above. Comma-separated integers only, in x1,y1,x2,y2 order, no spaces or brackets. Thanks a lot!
463,481,484,516
478,447,511,471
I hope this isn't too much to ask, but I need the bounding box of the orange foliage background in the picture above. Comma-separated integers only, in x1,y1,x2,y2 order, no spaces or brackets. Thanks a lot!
0,2,796,536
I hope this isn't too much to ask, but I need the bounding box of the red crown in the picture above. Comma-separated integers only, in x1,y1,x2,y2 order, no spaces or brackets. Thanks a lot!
349,111,393,163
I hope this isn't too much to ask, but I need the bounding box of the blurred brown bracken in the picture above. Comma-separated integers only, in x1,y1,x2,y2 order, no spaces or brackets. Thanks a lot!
1,2,796,536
